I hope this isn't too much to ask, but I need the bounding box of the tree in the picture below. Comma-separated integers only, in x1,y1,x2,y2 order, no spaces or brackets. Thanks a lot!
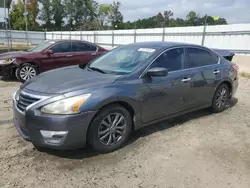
52,0,65,30
109,1,123,29
64,0,98,30
38,0,52,30
163,10,173,26
28,0,39,30
186,11,200,26
9,0,26,30
98,4,114,27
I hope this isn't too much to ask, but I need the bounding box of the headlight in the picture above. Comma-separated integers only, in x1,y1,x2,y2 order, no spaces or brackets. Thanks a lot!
0,58,16,65
13,89,20,101
41,94,91,115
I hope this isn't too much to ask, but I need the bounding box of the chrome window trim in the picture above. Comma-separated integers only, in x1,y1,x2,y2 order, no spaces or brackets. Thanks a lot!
139,45,221,79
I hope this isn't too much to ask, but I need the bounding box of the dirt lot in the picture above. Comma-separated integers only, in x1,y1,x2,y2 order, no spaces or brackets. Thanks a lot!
0,77,250,188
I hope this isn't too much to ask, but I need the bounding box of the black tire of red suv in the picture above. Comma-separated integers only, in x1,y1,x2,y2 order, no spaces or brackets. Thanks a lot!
16,63,38,83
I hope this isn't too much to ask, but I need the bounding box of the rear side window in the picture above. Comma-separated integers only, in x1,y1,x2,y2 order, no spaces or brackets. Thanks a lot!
150,48,184,72
186,48,218,68
51,42,72,53
72,42,97,52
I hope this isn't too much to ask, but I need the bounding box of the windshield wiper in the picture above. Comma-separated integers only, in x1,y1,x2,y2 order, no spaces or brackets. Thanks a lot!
87,66,106,74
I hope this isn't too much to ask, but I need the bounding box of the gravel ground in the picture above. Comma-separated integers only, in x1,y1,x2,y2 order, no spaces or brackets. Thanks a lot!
0,78,250,188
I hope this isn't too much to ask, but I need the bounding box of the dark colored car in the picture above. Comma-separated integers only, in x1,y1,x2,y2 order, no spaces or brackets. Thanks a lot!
0,40,107,82
12,42,238,153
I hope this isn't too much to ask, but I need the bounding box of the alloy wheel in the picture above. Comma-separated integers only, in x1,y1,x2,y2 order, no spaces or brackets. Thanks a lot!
98,113,126,146
215,88,228,108
20,66,37,81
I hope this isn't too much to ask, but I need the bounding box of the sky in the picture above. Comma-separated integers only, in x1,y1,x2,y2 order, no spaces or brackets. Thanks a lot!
0,0,250,24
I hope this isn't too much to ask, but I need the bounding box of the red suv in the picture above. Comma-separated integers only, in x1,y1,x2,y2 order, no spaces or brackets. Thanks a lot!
0,40,108,82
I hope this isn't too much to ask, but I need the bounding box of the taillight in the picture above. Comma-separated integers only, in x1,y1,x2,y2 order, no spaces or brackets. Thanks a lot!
232,64,239,71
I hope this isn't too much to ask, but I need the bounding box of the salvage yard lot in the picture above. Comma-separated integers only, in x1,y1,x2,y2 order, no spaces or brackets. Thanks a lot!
0,78,250,188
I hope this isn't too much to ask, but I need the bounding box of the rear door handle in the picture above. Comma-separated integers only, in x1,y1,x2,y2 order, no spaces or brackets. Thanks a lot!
213,70,220,74
66,55,73,57
181,78,191,82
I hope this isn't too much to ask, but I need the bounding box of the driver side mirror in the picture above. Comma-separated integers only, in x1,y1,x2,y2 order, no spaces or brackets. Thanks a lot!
146,67,168,77
45,50,53,55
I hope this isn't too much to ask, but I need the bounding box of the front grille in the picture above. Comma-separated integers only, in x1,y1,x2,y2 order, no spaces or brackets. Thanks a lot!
17,92,40,112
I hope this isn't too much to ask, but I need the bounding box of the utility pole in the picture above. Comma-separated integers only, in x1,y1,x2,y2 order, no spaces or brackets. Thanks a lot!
4,0,10,51
24,0,29,49
201,14,208,46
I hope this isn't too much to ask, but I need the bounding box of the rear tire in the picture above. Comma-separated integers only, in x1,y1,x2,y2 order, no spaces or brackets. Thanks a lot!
88,104,132,153
16,63,38,83
211,83,230,113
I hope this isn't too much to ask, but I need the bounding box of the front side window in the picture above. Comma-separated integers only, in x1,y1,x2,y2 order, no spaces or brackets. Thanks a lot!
51,42,72,53
150,48,184,72
186,48,218,68
88,47,156,74
72,42,97,52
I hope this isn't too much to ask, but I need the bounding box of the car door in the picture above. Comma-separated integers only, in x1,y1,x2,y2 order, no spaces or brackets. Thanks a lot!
72,42,103,66
185,47,223,107
40,42,74,71
140,47,193,123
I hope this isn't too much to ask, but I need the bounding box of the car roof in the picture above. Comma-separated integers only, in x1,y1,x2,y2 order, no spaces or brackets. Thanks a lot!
125,41,203,49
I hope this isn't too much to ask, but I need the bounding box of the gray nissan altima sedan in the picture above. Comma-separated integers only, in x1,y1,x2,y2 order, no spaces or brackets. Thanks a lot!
13,42,239,153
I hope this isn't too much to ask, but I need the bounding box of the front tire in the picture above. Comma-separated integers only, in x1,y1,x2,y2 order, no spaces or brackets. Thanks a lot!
212,84,230,113
16,63,38,82
88,104,132,153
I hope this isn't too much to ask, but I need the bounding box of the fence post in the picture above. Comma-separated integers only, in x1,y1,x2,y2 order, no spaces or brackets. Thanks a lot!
112,30,115,48
162,27,165,42
70,31,71,39
52,32,54,40
61,32,62,40
201,15,208,46
44,31,47,41
80,31,83,40
134,29,136,43
94,31,96,44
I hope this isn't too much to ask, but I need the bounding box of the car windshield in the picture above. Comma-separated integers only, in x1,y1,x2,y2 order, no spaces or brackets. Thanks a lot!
88,46,156,74
29,41,55,52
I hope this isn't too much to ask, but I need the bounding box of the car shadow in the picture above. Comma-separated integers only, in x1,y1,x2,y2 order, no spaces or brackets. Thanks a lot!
43,97,238,159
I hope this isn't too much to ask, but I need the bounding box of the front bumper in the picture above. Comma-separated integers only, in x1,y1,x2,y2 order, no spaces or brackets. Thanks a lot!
13,99,97,150
0,64,15,77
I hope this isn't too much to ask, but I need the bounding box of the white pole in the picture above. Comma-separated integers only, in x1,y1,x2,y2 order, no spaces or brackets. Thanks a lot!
24,0,28,48
3,0,10,51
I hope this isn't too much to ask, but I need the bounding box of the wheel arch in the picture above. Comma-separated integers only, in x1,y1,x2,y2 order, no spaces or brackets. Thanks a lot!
17,62,40,73
215,79,233,98
85,99,137,146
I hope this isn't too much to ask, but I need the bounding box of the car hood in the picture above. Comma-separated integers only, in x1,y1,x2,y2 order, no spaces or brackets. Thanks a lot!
0,51,35,59
21,66,121,94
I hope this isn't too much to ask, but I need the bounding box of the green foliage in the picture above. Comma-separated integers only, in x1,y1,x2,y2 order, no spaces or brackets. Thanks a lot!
124,11,228,29
109,1,123,29
9,0,228,31
52,0,65,30
9,0,26,30
98,4,114,27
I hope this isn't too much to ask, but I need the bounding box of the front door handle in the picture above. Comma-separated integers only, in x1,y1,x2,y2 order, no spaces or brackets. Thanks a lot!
91,53,97,56
181,78,191,82
213,70,220,74
66,55,73,57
